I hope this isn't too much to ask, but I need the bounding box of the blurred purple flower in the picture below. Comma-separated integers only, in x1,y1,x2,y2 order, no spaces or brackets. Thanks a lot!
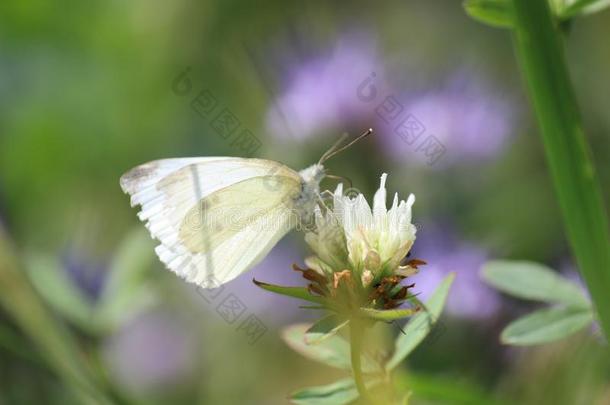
410,224,502,319
62,249,107,302
266,33,385,140
378,70,516,166
265,33,515,168
103,310,197,393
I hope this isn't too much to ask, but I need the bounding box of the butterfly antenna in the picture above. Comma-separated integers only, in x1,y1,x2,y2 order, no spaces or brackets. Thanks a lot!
318,132,350,165
325,174,353,189
319,128,373,164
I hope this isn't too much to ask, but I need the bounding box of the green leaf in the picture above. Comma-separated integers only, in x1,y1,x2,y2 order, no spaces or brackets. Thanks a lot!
501,306,593,346
386,273,455,370
290,379,358,405
282,324,380,373
481,260,590,307
305,315,349,345
463,0,514,28
558,0,610,19
24,253,94,330
290,378,380,405
358,307,418,322
253,279,327,305
94,228,156,332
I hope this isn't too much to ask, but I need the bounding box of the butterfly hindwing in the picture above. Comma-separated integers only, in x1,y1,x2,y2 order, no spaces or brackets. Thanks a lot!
120,157,302,287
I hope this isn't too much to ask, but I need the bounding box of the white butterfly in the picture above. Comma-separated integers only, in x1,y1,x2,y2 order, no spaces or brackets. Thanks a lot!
120,130,371,288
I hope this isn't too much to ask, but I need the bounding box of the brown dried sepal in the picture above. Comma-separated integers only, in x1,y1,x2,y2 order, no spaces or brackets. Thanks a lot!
369,275,416,309
307,283,327,297
405,258,427,269
293,263,329,297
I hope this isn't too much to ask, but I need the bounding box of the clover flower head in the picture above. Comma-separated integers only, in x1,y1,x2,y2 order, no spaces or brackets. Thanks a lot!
339,173,416,273
306,174,417,279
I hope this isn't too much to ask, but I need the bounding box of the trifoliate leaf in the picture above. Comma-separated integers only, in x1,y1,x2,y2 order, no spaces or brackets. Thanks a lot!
481,260,590,307
282,324,380,373
290,378,380,405
305,314,349,345
463,0,514,28
558,0,610,19
501,306,593,345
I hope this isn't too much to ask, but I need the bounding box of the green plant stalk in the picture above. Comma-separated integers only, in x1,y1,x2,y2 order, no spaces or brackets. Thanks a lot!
0,228,112,404
350,319,373,403
511,0,610,338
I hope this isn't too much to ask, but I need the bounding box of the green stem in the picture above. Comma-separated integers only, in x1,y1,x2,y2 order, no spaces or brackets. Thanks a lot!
350,320,372,404
511,0,610,338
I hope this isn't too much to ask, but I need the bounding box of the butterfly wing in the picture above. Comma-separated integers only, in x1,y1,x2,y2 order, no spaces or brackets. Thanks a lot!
120,157,303,287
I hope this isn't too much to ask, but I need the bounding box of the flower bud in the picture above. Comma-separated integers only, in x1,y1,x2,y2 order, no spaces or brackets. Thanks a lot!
364,250,381,272
361,270,374,287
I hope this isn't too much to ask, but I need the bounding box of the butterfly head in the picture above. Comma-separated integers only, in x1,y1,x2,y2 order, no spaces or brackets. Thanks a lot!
296,163,325,213
299,163,325,187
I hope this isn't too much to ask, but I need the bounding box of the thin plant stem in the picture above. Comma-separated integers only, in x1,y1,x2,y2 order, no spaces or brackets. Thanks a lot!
511,0,610,338
350,319,373,404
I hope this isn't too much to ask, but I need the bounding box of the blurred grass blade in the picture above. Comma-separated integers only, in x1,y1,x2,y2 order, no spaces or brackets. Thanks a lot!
0,227,111,404
511,0,610,340
358,307,419,322
24,253,94,330
481,260,590,307
282,323,380,372
501,306,593,345
463,0,514,28
386,273,454,370
94,228,156,332
0,322,44,365
305,314,349,345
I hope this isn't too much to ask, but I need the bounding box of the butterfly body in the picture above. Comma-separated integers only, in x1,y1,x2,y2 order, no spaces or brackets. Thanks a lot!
295,163,325,217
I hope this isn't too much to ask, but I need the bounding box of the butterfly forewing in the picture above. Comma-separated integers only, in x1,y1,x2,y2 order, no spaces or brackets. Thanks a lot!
178,175,301,254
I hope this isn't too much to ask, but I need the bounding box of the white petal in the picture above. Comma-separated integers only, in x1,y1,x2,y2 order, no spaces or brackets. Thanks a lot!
373,173,388,214
334,183,344,197
391,193,398,211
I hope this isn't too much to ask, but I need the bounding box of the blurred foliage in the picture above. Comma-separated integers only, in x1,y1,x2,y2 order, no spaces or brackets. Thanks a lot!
1,0,610,404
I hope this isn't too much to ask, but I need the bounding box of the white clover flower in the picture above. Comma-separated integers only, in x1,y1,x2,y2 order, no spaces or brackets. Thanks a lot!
306,173,417,281
304,211,349,274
